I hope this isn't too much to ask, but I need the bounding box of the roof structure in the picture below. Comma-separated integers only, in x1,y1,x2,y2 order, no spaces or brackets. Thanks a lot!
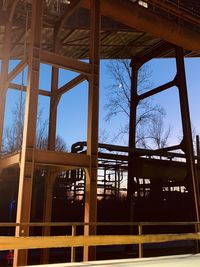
0,0,200,59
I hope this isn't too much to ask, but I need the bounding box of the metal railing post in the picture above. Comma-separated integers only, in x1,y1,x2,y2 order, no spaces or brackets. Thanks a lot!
71,224,76,262
138,224,143,258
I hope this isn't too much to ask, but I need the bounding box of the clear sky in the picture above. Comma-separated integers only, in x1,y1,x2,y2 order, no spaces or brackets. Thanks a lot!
3,57,200,150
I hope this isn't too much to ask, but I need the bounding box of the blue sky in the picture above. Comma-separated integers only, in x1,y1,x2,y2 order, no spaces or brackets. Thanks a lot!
3,58,200,149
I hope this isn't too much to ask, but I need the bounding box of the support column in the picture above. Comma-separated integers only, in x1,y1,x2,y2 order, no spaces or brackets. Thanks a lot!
0,17,12,155
13,1,43,266
127,60,140,221
175,46,200,222
41,30,59,264
84,0,100,261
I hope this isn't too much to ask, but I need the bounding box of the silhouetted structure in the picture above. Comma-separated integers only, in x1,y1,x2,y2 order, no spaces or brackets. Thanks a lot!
0,0,200,266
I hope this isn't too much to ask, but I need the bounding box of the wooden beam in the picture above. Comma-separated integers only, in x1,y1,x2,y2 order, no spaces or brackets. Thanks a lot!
41,28,59,263
84,0,100,261
0,18,12,154
1,233,200,251
41,50,91,75
33,150,91,169
14,0,43,266
7,60,27,84
8,82,52,97
0,152,20,169
0,150,92,170
82,0,200,51
56,74,86,102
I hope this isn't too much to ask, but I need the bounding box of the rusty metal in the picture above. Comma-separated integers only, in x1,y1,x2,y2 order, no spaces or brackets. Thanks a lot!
0,0,200,265
148,0,200,27
82,0,200,51
175,46,200,223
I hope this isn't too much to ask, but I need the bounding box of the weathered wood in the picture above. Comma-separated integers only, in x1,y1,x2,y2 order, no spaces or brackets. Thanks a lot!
41,51,91,75
84,0,100,261
14,0,43,265
1,233,200,251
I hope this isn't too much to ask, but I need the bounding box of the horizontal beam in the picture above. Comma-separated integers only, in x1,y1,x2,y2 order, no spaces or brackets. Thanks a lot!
0,150,91,170
33,150,91,169
0,152,20,169
0,232,200,250
8,82,51,97
82,0,200,51
41,50,91,75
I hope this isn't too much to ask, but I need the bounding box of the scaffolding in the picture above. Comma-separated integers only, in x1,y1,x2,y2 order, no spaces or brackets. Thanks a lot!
0,0,200,266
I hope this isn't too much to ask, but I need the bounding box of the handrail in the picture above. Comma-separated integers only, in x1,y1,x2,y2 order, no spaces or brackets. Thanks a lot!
0,233,200,251
0,221,199,262
0,221,199,227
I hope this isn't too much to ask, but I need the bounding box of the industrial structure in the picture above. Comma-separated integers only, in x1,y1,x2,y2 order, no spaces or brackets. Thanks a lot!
0,0,200,266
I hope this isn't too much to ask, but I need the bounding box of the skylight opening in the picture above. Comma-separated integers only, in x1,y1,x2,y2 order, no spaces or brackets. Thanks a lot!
138,0,148,9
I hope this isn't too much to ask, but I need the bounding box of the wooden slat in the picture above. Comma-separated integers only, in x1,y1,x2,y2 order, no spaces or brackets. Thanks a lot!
0,233,200,251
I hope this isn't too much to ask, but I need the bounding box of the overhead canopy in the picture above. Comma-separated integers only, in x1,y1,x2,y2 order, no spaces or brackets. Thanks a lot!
0,0,200,59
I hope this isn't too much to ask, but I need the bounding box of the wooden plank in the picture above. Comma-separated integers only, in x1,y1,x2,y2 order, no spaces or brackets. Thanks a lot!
33,150,91,168
41,51,91,75
0,233,200,251
0,152,20,169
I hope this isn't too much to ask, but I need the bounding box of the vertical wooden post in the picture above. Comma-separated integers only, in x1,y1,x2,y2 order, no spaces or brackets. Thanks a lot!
0,15,12,155
127,60,140,230
41,173,57,263
41,30,59,264
138,224,143,258
175,46,200,223
84,0,100,261
13,1,43,266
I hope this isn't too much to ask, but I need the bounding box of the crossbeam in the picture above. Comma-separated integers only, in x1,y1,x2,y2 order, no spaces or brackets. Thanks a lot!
0,232,200,251
41,51,91,75
0,152,20,168
8,82,51,97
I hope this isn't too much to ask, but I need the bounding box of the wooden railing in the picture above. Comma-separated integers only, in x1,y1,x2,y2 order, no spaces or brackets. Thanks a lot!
0,221,200,262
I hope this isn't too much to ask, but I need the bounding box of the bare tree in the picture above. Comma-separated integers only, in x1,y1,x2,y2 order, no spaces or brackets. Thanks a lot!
105,59,170,148
139,113,171,149
2,98,67,154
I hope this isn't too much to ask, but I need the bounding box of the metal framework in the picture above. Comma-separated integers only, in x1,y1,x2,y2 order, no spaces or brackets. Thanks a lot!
0,0,200,266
